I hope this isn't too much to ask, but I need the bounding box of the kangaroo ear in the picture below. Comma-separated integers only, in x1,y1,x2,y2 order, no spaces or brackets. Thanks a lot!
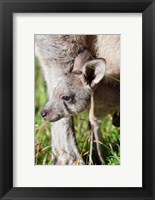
73,50,92,72
82,59,106,88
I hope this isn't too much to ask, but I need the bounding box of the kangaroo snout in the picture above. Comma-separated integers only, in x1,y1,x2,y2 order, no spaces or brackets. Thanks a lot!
40,108,50,121
40,106,62,122
41,108,48,117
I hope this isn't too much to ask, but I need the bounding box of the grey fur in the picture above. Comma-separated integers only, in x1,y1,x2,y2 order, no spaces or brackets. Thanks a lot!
35,35,120,165
35,35,87,165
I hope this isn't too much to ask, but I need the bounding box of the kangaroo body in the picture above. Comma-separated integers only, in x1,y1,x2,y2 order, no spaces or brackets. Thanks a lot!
35,35,120,165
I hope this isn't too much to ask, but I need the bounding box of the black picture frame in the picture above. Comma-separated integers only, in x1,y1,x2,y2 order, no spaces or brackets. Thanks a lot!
0,0,155,199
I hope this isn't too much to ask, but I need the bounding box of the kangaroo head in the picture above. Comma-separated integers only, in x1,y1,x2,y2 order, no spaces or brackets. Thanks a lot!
41,51,106,122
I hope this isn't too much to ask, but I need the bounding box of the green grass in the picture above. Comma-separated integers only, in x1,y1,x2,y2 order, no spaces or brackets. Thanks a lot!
35,58,120,165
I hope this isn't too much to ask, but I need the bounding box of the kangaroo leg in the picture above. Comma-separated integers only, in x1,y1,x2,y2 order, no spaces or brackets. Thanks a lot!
89,95,105,165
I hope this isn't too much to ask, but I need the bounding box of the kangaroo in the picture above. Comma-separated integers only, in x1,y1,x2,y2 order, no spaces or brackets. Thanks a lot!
36,35,120,165
41,49,120,164
35,35,88,165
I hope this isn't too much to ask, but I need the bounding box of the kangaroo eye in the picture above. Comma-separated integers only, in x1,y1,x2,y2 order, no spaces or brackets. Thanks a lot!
62,96,71,101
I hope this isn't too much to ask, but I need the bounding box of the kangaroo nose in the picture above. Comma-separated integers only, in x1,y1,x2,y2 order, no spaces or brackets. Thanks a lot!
41,109,48,118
